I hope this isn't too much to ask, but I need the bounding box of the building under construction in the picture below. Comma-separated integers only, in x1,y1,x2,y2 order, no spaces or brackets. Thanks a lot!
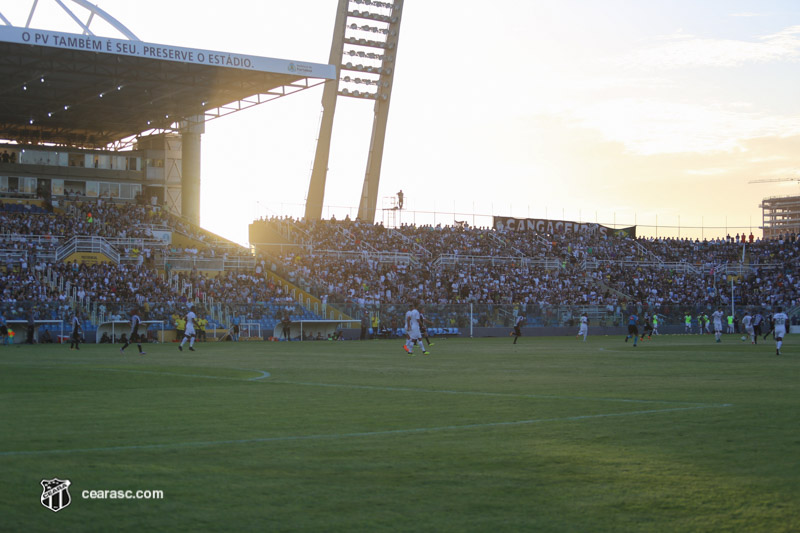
760,195,800,239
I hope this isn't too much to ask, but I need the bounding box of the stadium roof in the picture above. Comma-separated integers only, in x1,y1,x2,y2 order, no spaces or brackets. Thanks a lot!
0,26,336,148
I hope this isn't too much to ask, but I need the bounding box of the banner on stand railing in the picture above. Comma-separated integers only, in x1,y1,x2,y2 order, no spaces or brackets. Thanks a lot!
493,216,636,238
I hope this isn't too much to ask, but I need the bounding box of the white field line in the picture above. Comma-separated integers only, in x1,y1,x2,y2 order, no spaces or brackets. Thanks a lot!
268,379,730,407
0,362,728,407
0,403,732,457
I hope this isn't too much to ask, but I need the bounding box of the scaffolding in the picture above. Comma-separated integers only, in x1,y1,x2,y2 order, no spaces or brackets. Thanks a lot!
760,195,800,239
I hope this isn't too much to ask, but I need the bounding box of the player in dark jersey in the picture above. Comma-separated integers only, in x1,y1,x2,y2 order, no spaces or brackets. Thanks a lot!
511,314,525,344
641,314,653,341
120,309,146,355
625,314,639,347
419,306,434,347
69,312,82,350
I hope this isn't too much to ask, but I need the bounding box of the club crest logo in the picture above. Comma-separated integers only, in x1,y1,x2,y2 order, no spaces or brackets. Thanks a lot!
41,478,71,512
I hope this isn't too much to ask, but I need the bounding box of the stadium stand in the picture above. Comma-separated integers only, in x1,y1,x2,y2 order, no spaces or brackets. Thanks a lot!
4,197,800,342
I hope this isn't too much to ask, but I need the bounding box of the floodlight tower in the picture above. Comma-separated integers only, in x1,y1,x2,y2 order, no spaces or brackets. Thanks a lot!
304,0,404,222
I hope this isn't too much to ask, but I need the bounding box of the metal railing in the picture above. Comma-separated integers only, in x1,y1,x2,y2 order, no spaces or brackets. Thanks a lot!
55,236,120,264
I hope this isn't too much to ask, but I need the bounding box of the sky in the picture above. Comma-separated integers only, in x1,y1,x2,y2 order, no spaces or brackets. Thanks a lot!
4,0,800,244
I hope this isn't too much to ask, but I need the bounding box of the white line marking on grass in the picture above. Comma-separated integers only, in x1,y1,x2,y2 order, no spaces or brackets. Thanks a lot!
2,361,724,407
0,404,733,457
269,380,730,407
0,362,271,382
90,367,270,382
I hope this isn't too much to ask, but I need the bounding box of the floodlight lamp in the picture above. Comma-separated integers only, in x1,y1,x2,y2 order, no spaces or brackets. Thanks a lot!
47,112,53,117
64,105,69,110
117,85,122,90
29,119,34,124
22,85,27,91
40,77,45,83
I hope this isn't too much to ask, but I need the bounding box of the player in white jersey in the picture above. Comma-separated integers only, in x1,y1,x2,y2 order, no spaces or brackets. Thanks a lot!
179,304,197,352
403,301,428,355
741,312,754,344
576,313,588,341
120,309,146,355
772,307,789,356
711,308,724,343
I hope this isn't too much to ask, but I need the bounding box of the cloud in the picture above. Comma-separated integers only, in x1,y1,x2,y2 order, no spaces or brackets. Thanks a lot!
615,26,800,69
573,98,800,155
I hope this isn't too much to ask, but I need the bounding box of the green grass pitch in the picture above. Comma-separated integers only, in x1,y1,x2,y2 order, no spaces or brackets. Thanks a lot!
1,334,798,532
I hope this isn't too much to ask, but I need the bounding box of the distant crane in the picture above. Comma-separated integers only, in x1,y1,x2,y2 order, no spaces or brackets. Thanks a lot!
749,177,800,184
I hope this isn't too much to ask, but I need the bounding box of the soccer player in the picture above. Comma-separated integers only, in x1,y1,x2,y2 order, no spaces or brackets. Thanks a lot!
703,314,711,335
763,313,775,341
69,311,82,350
419,306,434,347
576,313,588,341
773,307,789,356
741,311,755,344
403,301,428,355
752,312,764,344
651,314,659,336
641,315,653,341
625,313,639,346
120,309,146,355
510,313,525,345
684,312,692,334
178,305,197,352
726,314,735,334
711,308,724,343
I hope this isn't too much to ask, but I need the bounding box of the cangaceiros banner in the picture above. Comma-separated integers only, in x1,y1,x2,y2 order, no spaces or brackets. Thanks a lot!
493,216,636,238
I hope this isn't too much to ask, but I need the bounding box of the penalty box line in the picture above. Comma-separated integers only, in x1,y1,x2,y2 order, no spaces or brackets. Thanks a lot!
0,403,732,457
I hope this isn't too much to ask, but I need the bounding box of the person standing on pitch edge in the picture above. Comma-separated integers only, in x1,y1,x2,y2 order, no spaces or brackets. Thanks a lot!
511,313,525,344
69,311,82,350
120,308,146,355
576,312,588,341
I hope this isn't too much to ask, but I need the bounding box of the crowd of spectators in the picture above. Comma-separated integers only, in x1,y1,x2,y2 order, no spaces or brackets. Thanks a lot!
263,217,800,322
5,205,800,331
